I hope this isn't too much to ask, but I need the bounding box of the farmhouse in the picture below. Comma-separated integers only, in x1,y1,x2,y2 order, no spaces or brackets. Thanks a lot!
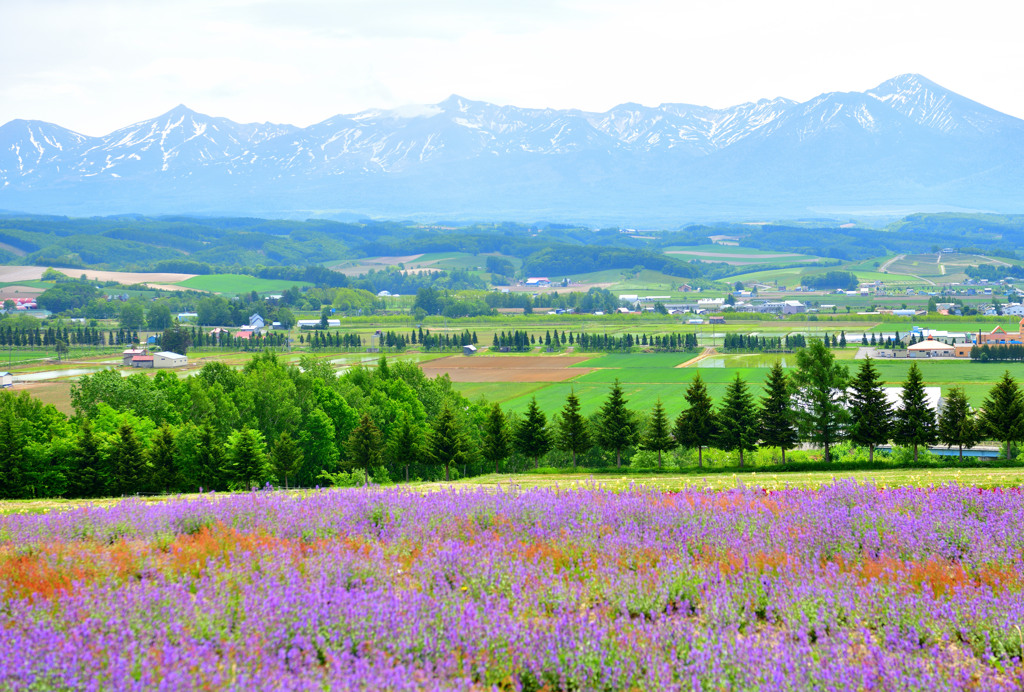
153,351,187,368
122,348,146,366
0,372,12,388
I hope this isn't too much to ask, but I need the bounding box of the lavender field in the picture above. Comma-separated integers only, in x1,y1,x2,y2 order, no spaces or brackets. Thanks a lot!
1,484,1023,690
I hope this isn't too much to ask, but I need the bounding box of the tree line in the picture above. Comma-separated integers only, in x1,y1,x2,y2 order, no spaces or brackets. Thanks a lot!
3,340,1023,501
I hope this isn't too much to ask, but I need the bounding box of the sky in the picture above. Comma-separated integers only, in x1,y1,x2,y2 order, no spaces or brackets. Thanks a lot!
3,0,1022,136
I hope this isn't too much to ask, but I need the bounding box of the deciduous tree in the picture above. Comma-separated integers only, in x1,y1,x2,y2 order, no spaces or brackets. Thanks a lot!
937,386,980,460
791,339,850,463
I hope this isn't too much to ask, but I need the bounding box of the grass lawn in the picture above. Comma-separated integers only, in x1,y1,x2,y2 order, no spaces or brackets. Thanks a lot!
176,274,312,295
453,467,1024,491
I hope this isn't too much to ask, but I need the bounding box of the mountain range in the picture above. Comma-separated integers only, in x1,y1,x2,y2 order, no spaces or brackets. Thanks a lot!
2,74,1023,223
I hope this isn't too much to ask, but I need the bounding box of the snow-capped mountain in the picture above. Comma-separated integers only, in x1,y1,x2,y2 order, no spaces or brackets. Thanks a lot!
1,74,1022,222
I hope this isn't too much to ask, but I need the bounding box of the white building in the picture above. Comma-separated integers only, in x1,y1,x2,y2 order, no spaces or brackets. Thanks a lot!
0,372,12,388
153,351,188,368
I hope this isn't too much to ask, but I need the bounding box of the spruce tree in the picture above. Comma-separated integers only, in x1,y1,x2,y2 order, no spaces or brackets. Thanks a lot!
674,373,718,468
271,431,304,489
640,399,676,469
194,424,224,492
556,391,590,472
481,403,512,474
759,362,798,464
514,397,551,469
848,357,892,463
346,413,382,486
431,405,467,482
937,386,980,460
386,412,427,483
892,363,937,463
716,374,758,467
146,424,178,494
110,423,146,496
978,371,1024,461
595,380,638,468
69,418,102,498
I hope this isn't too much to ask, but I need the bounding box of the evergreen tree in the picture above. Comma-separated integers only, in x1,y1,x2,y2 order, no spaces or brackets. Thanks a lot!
109,423,146,496
346,413,382,486
69,419,102,498
222,427,272,489
640,399,676,469
674,373,718,468
759,362,798,464
595,380,638,468
481,402,512,474
791,339,850,462
937,386,980,460
193,424,224,492
978,371,1024,461
146,424,178,494
0,409,27,499
431,406,467,482
515,397,551,469
271,431,304,489
385,412,427,483
848,357,892,463
892,363,937,463
556,391,591,472
716,374,758,467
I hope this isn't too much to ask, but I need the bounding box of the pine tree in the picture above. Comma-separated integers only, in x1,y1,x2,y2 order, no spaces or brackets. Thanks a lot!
431,406,467,482
937,386,980,460
978,371,1024,461
674,373,718,468
848,357,892,463
716,374,758,467
556,391,591,471
193,424,224,492
481,403,512,474
346,413,382,486
759,362,798,464
595,380,638,468
892,363,936,463
640,399,676,469
515,397,551,469
271,431,304,489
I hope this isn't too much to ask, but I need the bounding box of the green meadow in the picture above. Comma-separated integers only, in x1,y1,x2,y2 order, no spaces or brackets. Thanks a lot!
176,274,312,295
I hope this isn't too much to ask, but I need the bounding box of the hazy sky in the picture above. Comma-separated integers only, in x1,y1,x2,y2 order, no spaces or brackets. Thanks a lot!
3,0,1021,136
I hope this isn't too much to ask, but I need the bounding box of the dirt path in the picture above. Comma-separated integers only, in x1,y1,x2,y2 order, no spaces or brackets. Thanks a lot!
674,347,717,368
879,254,904,273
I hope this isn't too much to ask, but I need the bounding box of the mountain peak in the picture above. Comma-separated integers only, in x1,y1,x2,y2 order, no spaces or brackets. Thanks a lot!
870,73,945,97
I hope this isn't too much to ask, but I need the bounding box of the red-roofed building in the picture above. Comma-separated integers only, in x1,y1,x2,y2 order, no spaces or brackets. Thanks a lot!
131,355,155,369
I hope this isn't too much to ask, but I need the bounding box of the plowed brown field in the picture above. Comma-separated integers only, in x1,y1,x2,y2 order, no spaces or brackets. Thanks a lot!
418,355,593,382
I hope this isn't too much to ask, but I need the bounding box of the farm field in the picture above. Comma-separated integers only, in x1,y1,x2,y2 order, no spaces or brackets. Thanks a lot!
176,274,312,295
664,244,823,266
1,485,1020,689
